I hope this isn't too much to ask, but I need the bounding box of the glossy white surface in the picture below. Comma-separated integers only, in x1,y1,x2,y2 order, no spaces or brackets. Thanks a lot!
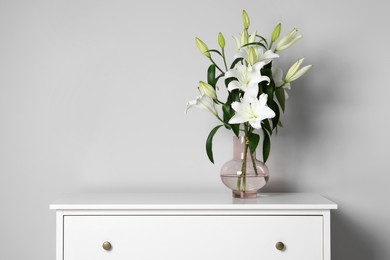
50,192,337,210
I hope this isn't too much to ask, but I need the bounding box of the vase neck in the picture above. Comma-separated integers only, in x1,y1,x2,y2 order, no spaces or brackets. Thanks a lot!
233,136,255,160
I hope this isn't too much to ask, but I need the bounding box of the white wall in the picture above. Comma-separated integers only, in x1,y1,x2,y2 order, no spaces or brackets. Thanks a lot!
1,0,389,259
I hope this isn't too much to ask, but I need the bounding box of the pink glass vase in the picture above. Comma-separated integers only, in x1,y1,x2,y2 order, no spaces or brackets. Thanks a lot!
220,136,269,198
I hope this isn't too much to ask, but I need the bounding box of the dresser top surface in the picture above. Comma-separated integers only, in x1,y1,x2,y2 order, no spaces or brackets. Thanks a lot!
50,193,337,210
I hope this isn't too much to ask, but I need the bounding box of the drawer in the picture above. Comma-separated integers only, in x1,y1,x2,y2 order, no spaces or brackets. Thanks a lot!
63,215,323,260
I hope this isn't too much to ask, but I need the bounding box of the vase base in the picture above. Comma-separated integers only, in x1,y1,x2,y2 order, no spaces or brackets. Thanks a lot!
232,191,257,199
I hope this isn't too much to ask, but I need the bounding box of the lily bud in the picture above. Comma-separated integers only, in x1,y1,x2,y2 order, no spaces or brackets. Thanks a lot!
199,81,217,100
218,32,225,49
285,58,313,82
275,28,302,52
242,10,250,29
285,58,303,81
271,23,281,43
248,47,256,66
195,37,211,58
241,29,248,46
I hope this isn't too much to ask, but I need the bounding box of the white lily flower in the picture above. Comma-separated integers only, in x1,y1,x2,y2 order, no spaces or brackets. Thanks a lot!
186,94,218,116
285,58,313,83
228,94,275,129
225,63,270,99
235,45,279,66
275,28,302,52
272,66,291,99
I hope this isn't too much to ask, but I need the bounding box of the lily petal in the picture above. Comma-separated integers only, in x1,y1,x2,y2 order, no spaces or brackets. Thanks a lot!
258,93,268,106
261,50,280,65
231,101,242,112
227,94,275,128
225,69,239,79
229,114,248,124
259,106,276,119
253,61,266,71
249,119,262,129
244,83,259,99
227,80,241,92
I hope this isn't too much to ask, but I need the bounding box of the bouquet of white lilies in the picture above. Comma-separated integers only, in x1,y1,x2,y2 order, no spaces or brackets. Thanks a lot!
186,10,312,165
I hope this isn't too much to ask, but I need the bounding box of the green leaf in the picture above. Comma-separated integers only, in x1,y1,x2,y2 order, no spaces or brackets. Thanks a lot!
230,57,243,69
262,129,271,163
222,104,232,128
256,35,268,46
263,61,273,69
222,104,240,136
207,65,216,88
222,90,240,137
260,67,275,99
240,42,267,50
206,125,223,164
227,89,240,103
261,119,272,135
267,81,275,100
248,133,260,154
231,124,240,137
275,87,286,112
268,100,280,130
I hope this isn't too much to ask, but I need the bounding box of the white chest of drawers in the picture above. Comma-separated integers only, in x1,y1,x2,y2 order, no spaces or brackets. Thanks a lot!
50,193,337,260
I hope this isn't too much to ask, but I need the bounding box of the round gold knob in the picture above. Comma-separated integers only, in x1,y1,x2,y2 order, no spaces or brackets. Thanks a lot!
102,241,112,251
275,241,285,251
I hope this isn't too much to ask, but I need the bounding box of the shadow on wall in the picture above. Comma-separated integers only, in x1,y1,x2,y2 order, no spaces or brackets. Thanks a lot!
260,57,341,192
332,211,376,260
260,53,378,259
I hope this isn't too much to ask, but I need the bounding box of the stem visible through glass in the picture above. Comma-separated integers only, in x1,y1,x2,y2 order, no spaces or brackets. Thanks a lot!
236,125,250,193
242,135,249,192
250,152,258,176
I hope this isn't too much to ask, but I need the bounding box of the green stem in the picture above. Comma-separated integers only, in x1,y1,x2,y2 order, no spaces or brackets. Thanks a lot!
236,174,241,192
236,124,249,193
214,114,231,129
246,127,258,176
209,57,224,74
221,48,228,71
250,152,258,176
241,132,249,192
236,124,254,193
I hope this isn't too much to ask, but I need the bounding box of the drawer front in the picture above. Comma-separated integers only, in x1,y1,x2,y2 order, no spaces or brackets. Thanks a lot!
64,215,323,260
